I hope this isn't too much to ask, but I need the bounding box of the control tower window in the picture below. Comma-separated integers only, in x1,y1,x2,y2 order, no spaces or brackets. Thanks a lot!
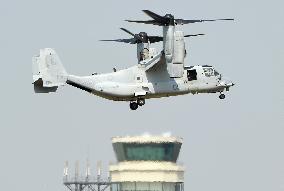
124,143,174,161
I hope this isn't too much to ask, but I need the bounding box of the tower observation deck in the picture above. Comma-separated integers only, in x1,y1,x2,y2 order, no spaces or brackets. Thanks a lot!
110,135,184,191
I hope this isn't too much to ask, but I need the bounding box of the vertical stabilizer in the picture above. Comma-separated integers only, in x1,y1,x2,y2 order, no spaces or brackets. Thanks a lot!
32,48,67,92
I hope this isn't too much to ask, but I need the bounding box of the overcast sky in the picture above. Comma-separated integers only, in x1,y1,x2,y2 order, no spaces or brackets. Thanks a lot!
0,0,283,191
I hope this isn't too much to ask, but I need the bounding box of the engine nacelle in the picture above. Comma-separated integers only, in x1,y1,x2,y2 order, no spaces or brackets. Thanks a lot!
173,31,185,64
163,26,174,63
167,31,185,78
137,43,150,62
148,48,158,59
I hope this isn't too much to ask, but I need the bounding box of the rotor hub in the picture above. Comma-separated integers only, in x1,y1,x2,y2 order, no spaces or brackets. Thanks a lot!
164,14,175,26
138,32,149,43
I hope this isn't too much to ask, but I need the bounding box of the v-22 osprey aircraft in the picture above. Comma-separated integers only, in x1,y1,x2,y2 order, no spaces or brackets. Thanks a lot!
32,10,235,110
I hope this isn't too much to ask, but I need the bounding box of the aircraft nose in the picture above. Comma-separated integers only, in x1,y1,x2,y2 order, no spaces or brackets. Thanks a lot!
220,79,235,87
227,81,235,87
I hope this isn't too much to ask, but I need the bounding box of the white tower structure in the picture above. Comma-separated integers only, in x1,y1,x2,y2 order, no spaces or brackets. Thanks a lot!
110,135,184,191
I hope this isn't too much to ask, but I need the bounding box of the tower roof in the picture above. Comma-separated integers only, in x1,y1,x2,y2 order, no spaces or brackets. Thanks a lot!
112,135,183,144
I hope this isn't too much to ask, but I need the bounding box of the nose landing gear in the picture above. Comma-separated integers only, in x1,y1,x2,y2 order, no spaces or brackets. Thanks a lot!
130,98,145,110
137,98,145,106
219,93,225,99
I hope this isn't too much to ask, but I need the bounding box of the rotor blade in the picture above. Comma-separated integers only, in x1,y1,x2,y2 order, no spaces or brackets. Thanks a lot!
142,10,167,23
100,38,136,44
184,34,205,37
125,19,162,25
148,36,163,43
175,18,234,25
119,28,144,42
120,28,135,37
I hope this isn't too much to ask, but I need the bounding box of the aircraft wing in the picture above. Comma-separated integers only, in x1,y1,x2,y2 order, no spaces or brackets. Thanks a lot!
140,51,163,71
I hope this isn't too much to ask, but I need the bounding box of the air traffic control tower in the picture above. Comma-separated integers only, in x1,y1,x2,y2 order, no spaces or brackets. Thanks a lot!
110,135,184,191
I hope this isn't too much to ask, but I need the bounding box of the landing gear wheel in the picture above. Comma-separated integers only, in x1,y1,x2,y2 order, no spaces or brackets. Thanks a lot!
130,102,138,110
219,94,225,99
137,98,145,106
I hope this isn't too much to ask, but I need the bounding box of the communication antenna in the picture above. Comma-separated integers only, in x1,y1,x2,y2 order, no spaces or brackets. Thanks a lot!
75,160,79,181
107,162,111,181
63,161,69,181
97,161,102,181
86,158,91,180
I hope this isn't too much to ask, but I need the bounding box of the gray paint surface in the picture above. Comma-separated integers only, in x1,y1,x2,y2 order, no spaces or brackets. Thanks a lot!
0,1,283,191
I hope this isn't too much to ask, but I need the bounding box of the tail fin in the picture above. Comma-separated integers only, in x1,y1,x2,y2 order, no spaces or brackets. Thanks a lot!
32,48,67,93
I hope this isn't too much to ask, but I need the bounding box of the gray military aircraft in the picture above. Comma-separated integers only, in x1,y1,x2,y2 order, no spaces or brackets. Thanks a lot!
32,10,234,110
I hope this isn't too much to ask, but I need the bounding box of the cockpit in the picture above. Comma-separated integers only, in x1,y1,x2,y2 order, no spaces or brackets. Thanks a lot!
202,65,220,77
185,65,221,82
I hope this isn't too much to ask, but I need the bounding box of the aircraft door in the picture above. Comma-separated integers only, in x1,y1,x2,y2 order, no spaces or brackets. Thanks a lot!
187,69,197,81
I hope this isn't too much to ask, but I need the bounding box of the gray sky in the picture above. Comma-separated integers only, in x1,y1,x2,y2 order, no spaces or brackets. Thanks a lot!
0,0,283,191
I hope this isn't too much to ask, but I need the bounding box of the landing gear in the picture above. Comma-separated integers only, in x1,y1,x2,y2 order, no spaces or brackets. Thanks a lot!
129,98,145,110
137,98,145,106
219,93,225,99
130,102,138,110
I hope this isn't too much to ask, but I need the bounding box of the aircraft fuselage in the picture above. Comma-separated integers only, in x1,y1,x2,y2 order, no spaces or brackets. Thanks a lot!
66,64,234,101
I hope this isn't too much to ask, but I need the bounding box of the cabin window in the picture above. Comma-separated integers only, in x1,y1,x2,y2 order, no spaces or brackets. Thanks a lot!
187,69,197,81
136,76,143,83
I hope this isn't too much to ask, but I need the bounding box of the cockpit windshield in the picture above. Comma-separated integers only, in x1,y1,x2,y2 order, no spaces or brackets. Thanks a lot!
203,67,214,77
203,66,220,77
214,70,220,76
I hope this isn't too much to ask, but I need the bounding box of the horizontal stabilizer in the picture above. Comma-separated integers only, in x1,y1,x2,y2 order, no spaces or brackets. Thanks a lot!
33,78,58,93
140,51,163,71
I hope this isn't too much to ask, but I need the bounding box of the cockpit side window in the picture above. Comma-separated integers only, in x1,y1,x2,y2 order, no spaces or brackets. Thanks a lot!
203,67,214,77
187,69,197,81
